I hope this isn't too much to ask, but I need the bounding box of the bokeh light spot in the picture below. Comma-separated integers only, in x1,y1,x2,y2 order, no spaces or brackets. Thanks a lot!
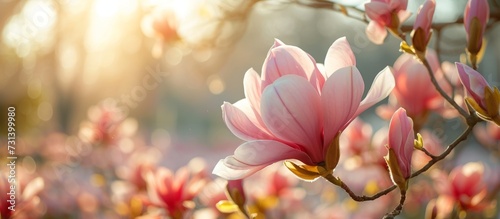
37,102,53,121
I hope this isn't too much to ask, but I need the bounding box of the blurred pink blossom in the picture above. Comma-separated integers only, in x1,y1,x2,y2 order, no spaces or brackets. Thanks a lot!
474,122,500,148
432,162,492,211
364,0,410,44
424,196,454,219
78,101,137,146
0,174,44,219
214,37,395,180
377,50,442,130
141,5,178,42
340,118,372,158
145,162,208,218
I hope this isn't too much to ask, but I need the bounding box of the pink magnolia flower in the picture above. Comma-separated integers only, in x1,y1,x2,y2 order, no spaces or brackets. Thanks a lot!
378,50,442,129
213,37,395,180
340,118,372,158
141,6,178,42
146,166,208,219
385,108,414,191
456,62,500,125
365,0,411,44
116,147,160,190
78,101,137,146
141,3,179,57
464,0,489,54
474,122,500,148
425,196,454,219
411,0,436,54
433,162,490,211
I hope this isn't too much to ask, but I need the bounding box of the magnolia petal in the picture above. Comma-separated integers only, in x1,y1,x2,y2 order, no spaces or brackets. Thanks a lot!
389,0,408,11
243,68,262,113
397,10,412,23
322,66,364,149
366,21,388,45
324,37,356,77
222,101,273,141
261,75,323,161
308,54,326,93
273,38,285,47
261,45,320,89
353,66,395,119
243,68,269,128
212,140,313,180
146,168,173,205
365,2,391,22
456,62,489,106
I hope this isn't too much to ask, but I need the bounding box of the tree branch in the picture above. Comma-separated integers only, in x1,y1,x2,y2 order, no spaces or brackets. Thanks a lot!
421,58,470,118
324,122,477,202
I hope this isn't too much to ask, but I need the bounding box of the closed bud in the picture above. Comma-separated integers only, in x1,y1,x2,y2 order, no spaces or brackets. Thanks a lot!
411,0,436,57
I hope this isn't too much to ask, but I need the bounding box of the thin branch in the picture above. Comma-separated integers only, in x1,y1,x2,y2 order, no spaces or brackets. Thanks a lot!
434,29,456,98
417,147,438,159
421,58,470,118
410,124,476,177
383,191,406,219
323,174,396,201
291,0,368,24
324,122,477,202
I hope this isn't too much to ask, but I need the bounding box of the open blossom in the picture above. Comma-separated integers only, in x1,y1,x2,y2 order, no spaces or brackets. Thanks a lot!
365,0,410,44
213,37,395,180
145,165,208,219
141,4,178,43
433,162,490,211
464,0,489,55
385,108,414,191
456,62,500,125
411,0,436,55
378,50,441,130
78,101,137,146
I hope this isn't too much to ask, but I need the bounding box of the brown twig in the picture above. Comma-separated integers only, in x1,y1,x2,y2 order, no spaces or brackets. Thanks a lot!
418,147,438,159
383,191,406,219
323,122,477,202
421,58,470,118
